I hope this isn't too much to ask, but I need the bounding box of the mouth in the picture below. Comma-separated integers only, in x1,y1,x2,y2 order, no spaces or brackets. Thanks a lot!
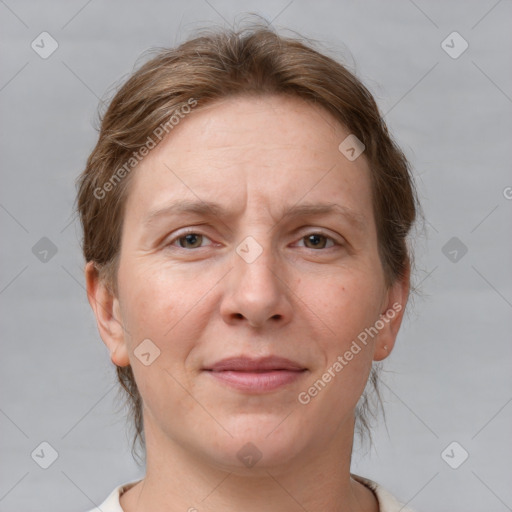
203,356,307,393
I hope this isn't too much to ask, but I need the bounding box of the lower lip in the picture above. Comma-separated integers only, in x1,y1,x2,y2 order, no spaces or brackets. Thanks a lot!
206,370,306,392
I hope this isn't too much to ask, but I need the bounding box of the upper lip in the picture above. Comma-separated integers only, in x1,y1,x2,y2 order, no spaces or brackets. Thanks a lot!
205,356,306,372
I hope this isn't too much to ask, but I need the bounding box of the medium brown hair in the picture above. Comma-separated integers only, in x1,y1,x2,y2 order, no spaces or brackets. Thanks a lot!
76,22,418,464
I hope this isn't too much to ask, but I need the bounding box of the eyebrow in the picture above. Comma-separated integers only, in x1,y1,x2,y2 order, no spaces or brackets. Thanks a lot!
143,199,367,231
144,200,230,226
277,203,366,230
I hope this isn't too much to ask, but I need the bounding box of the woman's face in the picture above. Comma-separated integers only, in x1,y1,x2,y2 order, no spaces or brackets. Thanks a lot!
93,94,407,471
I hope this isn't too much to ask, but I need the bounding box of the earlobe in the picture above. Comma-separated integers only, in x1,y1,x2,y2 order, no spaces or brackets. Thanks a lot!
373,268,410,362
85,261,130,367
110,344,130,367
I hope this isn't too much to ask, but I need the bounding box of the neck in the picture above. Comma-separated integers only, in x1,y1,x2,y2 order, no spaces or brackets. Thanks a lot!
120,416,378,512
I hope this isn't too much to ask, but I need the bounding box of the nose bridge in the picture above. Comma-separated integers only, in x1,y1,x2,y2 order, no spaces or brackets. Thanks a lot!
222,231,291,327
234,233,279,295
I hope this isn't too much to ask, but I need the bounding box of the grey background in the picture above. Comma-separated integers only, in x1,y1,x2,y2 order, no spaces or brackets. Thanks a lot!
1,1,511,511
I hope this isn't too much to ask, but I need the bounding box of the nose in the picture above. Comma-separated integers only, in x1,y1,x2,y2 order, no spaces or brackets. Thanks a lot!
220,237,293,329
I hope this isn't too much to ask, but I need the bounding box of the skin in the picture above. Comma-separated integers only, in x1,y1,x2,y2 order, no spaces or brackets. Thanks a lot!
86,94,409,512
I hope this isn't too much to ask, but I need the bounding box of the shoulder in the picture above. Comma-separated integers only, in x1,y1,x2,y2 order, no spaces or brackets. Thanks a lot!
84,480,141,512
351,473,418,512
87,476,417,512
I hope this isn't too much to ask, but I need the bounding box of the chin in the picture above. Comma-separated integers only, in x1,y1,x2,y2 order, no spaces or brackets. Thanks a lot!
204,418,309,471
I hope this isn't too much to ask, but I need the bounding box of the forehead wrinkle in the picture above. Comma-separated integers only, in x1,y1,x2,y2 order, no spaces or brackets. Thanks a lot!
143,198,367,234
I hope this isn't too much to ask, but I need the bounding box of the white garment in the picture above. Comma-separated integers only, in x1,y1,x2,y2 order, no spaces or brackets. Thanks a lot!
86,473,416,512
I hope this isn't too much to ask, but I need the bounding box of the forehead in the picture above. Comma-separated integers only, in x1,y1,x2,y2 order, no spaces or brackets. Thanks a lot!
123,94,374,226
150,94,346,157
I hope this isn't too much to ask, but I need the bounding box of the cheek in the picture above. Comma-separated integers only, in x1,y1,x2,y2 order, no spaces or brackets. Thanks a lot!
119,258,194,330
298,269,384,403
306,269,384,345
117,265,209,418
302,280,380,406
118,260,219,368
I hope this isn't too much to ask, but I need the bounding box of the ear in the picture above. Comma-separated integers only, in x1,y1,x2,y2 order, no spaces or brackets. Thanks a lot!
85,261,130,367
373,265,410,362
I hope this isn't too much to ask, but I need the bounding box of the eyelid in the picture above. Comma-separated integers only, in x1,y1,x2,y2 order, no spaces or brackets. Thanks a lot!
165,227,344,250
166,228,215,248
293,230,342,249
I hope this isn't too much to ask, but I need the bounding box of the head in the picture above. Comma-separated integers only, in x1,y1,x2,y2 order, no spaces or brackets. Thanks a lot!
77,24,417,468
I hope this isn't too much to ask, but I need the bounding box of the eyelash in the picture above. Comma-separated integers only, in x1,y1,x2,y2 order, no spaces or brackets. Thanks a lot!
166,229,341,250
